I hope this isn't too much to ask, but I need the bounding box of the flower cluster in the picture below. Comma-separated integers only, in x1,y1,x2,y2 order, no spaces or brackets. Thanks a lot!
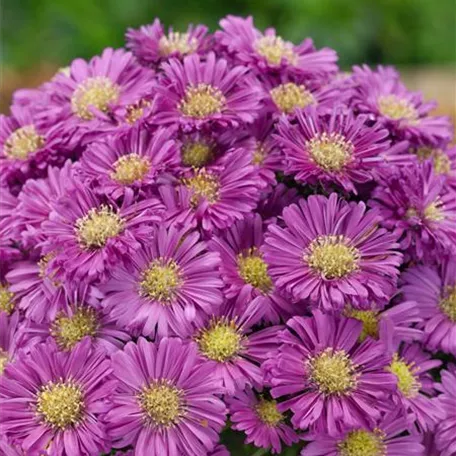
0,15,455,456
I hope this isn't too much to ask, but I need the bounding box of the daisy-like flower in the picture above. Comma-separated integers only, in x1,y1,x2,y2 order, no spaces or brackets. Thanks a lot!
0,279,18,316
101,223,223,338
152,52,262,131
264,311,397,435
210,213,294,323
106,337,227,456
79,125,179,198
435,364,456,456
387,343,442,432
227,387,300,454
264,193,402,311
41,181,164,282
275,107,412,193
400,257,456,356
0,338,116,455
303,409,425,456
216,15,338,78
0,312,25,375
351,65,453,146
370,163,456,261
126,18,209,66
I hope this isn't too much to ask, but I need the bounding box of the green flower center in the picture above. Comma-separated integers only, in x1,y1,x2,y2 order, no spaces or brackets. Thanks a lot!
0,284,15,315
337,429,386,456
255,399,283,426
344,307,380,341
179,83,225,118
183,170,220,205
237,248,273,294
440,286,456,322
270,83,314,113
388,354,421,398
181,141,213,167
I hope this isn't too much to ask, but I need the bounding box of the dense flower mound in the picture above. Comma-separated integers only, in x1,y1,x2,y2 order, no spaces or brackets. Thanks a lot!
0,14,454,456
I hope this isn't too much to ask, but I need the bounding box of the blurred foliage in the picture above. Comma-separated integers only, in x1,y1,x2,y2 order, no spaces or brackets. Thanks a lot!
2,0,455,71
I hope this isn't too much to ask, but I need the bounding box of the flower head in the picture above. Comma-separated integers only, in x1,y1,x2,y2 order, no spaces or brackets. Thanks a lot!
0,312,26,375
435,365,456,456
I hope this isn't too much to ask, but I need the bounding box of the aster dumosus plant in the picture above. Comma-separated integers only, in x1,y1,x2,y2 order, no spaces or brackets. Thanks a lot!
0,14,454,456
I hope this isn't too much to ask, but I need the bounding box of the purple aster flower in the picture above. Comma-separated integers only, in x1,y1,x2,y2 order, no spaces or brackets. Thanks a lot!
106,337,227,456
227,387,300,453
275,107,412,193
387,343,442,432
264,311,397,435
209,444,230,456
41,181,164,282
351,65,453,146
210,213,294,324
400,257,456,356
101,223,223,338
264,193,402,312
79,126,179,198
216,15,338,78
0,311,26,375
435,364,456,456
0,338,115,455
303,409,425,455
152,52,262,131
369,162,456,261
126,18,209,66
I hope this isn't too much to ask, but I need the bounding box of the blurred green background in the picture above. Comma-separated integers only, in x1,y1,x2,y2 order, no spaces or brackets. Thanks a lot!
1,0,455,115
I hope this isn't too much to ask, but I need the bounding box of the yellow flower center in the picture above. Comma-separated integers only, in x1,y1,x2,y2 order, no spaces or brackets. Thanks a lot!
4,125,45,160
307,132,353,172
76,205,124,249
140,258,182,304
344,307,380,342
338,429,386,456
433,151,452,175
0,285,15,315
388,354,421,398
423,201,445,222
270,83,314,114
440,286,456,322
71,76,120,120
237,248,273,294
308,348,357,395
0,350,8,375
254,36,297,65
306,235,360,279
181,142,213,167
255,399,283,426
125,100,151,124
110,153,150,185
179,83,225,119
197,319,243,362
37,381,84,429
252,143,267,166
183,170,220,205
139,380,184,427
51,307,98,351
159,32,198,57
377,95,418,122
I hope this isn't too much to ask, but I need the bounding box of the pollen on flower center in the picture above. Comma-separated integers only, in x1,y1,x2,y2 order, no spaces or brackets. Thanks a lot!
71,76,120,120
255,399,283,427
306,235,360,279
440,286,456,322
181,141,213,167
125,99,151,124
307,132,354,171
110,153,150,185
140,258,182,304
252,142,266,166
432,151,451,175
0,284,15,315
388,354,421,398
179,83,225,118
237,247,273,294
37,381,84,429
139,380,184,427
308,348,357,395
4,125,45,160
159,32,198,56
337,429,386,456
377,95,418,122
0,349,8,375
270,83,314,113
254,36,297,65
197,319,244,362
51,307,98,351
183,170,220,204
423,201,445,222
344,306,380,341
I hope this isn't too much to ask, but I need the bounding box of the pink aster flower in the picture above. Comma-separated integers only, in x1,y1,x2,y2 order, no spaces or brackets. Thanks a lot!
79,125,179,198
106,337,227,456
126,18,209,66
0,311,26,375
400,257,456,356
275,107,412,193
264,311,397,436
263,193,402,312
370,163,456,261
216,15,338,78
152,52,262,131
351,65,453,146
227,387,300,453
101,223,223,338
0,338,116,456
